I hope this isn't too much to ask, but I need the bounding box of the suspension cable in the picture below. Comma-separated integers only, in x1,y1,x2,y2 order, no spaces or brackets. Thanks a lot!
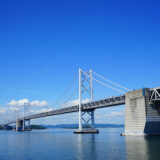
92,71,131,91
92,77,125,93
82,71,125,94
60,87,79,107
52,73,78,108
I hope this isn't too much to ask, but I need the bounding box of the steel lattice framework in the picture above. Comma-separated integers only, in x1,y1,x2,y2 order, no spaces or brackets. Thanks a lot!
150,87,160,101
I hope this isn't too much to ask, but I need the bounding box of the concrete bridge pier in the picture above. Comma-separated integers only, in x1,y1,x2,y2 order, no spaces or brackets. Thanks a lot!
16,120,23,131
122,88,160,136
16,119,31,131
3,125,8,130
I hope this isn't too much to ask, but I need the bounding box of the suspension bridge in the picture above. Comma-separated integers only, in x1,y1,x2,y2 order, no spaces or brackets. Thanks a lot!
1,69,160,135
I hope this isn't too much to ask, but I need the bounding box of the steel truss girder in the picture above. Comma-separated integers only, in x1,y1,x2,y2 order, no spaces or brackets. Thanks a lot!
150,88,160,101
0,95,125,126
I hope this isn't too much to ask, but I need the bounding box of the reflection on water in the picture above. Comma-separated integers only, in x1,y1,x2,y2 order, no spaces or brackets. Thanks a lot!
77,135,96,160
76,128,126,160
125,136,160,160
0,128,160,160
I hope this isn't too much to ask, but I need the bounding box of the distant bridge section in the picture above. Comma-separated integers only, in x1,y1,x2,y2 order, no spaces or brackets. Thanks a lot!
1,95,125,126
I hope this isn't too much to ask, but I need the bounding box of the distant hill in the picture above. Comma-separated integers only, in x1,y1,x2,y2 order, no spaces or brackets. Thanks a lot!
0,126,4,130
41,124,124,129
29,125,46,129
0,125,46,130
0,125,13,130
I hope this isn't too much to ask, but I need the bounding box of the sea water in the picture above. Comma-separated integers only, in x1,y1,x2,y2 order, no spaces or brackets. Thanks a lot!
0,128,160,160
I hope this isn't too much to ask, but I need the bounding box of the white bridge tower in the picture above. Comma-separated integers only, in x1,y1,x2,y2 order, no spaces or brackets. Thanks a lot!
74,69,99,134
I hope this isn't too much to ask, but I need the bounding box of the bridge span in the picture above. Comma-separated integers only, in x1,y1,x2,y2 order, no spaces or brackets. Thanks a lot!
2,95,125,126
1,69,160,135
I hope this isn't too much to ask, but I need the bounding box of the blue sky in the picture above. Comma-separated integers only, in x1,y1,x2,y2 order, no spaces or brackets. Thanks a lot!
0,0,160,125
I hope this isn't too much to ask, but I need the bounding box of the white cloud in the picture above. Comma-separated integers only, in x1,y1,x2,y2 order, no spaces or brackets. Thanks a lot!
7,99,48,108
62,98,90,107
30,108,53,114
104,111,124,117
8,99,29,107
30,100,48,107
0,107,6,114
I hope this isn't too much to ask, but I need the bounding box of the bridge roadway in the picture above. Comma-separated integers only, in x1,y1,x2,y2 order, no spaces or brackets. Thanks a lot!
2,95,125,126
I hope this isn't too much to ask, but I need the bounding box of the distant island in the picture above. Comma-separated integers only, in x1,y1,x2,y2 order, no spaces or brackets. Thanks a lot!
0,126,4,130
0,124,124,130
0,125,46,130
0,125,13,130
29,125,46,130
41,124,124,129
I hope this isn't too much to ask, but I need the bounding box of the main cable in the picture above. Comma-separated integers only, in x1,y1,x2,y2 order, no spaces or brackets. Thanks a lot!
60,87,79,107
52,73,78,108
82,71,125,94
92,77,125,94
92,71,131,91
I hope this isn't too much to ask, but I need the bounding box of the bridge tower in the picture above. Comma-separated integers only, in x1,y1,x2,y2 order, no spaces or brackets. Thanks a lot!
74,69,99,134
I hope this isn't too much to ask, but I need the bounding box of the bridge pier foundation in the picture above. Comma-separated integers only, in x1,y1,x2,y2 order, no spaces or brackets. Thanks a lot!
122,88,160,136
74,110,99,134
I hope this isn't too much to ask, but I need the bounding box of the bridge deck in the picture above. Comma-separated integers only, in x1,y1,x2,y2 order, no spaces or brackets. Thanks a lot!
2,95,125,126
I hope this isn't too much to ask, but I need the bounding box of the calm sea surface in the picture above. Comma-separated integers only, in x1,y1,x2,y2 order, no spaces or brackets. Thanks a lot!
0,128,160,160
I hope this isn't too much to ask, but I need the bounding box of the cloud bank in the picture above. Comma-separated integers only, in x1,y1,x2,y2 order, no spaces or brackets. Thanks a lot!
61,98,90,107
7,99,48,107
